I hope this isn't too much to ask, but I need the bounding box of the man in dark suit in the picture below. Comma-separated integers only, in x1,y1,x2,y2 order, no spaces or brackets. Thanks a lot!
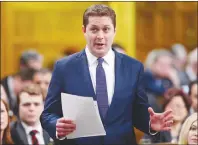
11,84,51,145
1,68,35,116
40,4,173,145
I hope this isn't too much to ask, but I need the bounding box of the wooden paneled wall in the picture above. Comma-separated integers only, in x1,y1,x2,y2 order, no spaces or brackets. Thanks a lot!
1,2,136,78
136,2,197,62
1,2,104,77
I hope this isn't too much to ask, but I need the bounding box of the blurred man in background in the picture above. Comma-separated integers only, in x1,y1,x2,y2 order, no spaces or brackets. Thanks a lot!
1,68,36,116
20,50,43,71
143,49,180,112
186,48,198,82
171,43,189,86
171,43,187,71
189,80,198,114
11,84,51,145
33,68,52,99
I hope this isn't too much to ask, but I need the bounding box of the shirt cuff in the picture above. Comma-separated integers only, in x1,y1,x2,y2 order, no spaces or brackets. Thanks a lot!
56,131,66,140
149,120,158,135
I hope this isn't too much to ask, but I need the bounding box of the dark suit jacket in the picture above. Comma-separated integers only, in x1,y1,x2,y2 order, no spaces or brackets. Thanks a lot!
11,121,51,145
143,131,172,143
1,76,18,115
40,49,152,145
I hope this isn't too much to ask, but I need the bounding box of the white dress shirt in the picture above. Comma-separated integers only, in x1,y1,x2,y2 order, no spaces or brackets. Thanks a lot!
21,121,45,144
85,47,115,105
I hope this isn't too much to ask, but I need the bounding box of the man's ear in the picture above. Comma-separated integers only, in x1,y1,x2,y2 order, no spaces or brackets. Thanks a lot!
82,25,86,33
114,28,116,36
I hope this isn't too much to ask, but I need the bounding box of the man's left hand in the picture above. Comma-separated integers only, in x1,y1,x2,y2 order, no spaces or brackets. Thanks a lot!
148,107,173,132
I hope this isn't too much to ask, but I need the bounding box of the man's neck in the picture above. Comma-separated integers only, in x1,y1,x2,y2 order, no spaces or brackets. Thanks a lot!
22,121,39,128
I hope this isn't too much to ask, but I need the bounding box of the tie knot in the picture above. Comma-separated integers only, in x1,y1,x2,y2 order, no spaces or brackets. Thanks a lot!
30,130,38,136
97,58,104,65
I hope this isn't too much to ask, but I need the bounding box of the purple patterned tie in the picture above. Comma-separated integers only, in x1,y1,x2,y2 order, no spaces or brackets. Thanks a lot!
96,58,109,118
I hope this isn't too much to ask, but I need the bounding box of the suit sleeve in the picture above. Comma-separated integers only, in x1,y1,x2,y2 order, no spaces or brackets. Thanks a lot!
143,72,166,95
132,63,150,134
40,61,64,140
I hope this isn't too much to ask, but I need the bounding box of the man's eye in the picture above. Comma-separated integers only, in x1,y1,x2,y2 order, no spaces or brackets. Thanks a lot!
91,28,98,32
23,103,30,107
34,103,40,106
36,81,41,85
103,28,110,32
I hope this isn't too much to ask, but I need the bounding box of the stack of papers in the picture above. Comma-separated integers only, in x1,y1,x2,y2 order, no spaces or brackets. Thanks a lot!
61,93,106,139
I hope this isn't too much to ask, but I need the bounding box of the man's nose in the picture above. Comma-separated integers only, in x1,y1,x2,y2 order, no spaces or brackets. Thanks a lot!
29,104,35,111
96,30,104,39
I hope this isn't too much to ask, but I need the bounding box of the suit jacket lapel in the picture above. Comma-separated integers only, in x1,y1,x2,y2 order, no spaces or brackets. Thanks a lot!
43,130,50,144
17,122,29,145
76,50,96,99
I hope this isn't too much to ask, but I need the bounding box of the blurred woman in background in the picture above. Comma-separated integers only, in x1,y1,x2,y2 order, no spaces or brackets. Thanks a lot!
162,88,191,143
141,88,191,143
178,113,198,145
0,99,14,144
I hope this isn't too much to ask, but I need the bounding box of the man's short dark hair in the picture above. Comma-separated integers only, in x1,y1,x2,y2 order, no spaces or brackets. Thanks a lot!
20,50,42,66
83,4,116,29
17,84,44,106
35,68,51,75
14,68,36,81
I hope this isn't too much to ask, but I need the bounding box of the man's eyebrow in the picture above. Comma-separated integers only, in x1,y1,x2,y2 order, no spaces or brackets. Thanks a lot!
90,25,98,27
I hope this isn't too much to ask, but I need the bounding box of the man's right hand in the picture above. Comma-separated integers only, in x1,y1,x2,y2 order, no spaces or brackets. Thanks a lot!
56,117,76,138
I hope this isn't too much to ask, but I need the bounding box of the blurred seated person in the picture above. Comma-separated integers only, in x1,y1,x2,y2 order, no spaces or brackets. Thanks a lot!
112,43,126,54
178,113,197,145
1,68,36,116
33,68,52,99
188,81,198,114
144,49,158,70
143,49,180,112
11,84,51,145
20,49,43,71
142,88,191,143
186,48,197,82
0,99,14,145
171,43,189,86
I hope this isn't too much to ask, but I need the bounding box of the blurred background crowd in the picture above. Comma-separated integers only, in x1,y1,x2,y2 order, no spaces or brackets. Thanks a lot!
0,1,197,145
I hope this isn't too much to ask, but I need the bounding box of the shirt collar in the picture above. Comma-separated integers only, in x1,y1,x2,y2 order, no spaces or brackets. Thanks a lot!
85,46,115,67
21,121,42,135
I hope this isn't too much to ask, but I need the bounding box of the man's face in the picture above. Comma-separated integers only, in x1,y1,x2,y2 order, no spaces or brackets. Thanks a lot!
33,72,52,98
191,84,198,112
27,59,43,70
153,56,173,77
83,16,116,57
16,78,33,95
19,92,44,126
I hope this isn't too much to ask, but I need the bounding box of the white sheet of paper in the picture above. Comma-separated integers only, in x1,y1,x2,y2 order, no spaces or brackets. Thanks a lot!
61,93,106,139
